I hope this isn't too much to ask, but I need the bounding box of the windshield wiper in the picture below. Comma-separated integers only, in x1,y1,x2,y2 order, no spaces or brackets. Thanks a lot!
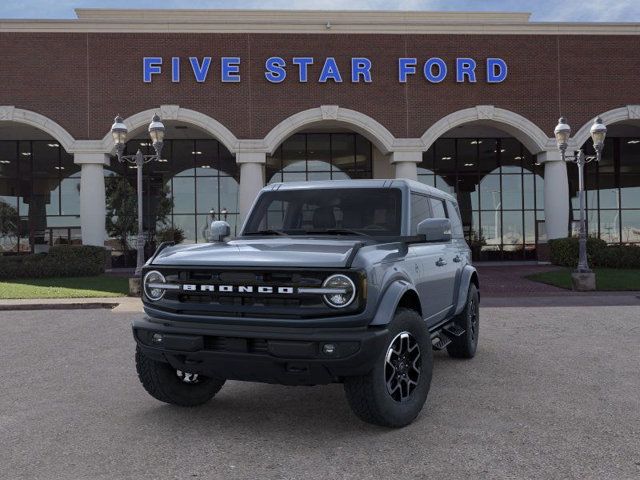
244,229,289,236
302,228,371,237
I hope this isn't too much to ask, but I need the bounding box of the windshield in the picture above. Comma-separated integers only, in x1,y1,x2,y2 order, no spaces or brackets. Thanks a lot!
243,188,403,237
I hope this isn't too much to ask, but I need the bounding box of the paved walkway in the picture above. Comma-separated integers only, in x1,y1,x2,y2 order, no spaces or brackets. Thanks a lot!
2,305,639,479
476,264,567,297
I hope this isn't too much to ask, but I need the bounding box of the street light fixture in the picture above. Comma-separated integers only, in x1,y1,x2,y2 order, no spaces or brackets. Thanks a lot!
110,113,166,275
553,116,607,285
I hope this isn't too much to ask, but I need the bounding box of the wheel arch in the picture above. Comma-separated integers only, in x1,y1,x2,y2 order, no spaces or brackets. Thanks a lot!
454,265,480,316
370,280,423,326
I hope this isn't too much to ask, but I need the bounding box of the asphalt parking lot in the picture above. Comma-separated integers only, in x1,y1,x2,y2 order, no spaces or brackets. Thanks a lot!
1,305,639,480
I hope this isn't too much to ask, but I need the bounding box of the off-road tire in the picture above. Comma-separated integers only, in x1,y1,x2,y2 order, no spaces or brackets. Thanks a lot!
135,346,225,407
447,284,479,359
343,308,433,428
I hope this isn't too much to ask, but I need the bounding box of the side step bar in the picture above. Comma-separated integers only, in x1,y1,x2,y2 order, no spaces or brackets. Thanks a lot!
430,322,466,350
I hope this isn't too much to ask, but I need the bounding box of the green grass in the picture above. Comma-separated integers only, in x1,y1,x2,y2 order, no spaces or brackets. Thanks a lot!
0,275,129,299
527,268,640,291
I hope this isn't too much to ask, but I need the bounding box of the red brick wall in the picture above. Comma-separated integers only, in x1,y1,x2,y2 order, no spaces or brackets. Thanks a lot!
1,32,638,142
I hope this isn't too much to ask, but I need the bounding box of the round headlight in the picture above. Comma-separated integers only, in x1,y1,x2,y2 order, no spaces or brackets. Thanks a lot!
322,274,356,309
143,270,166,301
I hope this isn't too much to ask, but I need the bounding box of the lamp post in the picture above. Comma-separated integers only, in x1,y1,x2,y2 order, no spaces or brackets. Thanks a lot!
111,114,165,275
553,116,607,287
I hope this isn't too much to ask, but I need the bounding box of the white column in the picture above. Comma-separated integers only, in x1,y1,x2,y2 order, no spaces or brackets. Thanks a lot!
391,150,422,181
237,151,266,223
75,153,109,246
538,151,569,240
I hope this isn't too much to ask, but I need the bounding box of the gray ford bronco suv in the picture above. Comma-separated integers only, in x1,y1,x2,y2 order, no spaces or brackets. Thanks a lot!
133,179,479,427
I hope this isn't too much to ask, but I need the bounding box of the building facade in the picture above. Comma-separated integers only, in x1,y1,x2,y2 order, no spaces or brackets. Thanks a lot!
0,9,639,262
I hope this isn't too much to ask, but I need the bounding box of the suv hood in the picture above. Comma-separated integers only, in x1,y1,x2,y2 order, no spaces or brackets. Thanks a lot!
150,237,365,268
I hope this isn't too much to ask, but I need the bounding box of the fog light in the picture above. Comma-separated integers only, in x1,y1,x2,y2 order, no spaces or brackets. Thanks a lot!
152,333,163,344
322,343,336,355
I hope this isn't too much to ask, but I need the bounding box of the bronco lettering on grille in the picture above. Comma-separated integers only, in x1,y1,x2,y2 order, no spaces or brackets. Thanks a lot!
181,284,295,294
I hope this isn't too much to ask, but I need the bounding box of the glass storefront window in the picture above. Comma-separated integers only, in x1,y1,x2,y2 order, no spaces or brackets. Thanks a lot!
573,136,640,245
107,138,239,263
267,133,373,184
0,140,80,253
621,210,640,243
418,137,544,260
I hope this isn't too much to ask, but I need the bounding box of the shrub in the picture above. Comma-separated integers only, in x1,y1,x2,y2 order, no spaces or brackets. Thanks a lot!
0,245,108,280
549,237,640,269
594,245,640,268
156,226,185,244
549,237,607,267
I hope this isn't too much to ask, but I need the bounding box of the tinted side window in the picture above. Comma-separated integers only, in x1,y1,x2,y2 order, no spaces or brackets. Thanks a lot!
430,197,447,219
446,200,464,238
410,193,431,234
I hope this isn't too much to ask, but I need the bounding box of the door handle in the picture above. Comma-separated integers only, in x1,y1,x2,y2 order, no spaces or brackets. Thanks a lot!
435,257,447,267
453,255,462,263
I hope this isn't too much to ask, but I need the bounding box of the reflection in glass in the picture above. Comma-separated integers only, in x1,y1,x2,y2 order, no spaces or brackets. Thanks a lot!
0,140,77,252
621,210,640,243
501,175,523,210
599,210,620,243
418,137,545,260
267,133,372,184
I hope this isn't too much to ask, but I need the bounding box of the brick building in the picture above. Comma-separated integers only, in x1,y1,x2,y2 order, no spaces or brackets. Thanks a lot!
0,9,638,262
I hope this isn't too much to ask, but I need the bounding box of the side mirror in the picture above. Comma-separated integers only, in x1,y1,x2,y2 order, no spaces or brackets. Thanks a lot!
416,218,451,243
209,220,231,242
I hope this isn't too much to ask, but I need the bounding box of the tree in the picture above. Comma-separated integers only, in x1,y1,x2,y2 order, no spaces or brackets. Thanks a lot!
0,200,20,251
105,176,172,251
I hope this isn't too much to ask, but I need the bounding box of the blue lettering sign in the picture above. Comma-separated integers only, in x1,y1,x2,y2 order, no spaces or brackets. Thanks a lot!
265,56,287,83
424,57,447,83
398,58,417,83
221,57,241,82
171,57,180,83
351,58,372,83
487,58,508,83
292,57,314,82
189,57,212,83
456,58,477,83
319,57,342,83
143,55,507,85
143,57,162,83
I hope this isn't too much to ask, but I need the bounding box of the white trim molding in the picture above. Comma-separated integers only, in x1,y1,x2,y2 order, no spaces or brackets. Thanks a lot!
263,106,396,155
1,10,639,35
421,105,552,154
0,106,76,152
99,105,240,155
570,105,640,149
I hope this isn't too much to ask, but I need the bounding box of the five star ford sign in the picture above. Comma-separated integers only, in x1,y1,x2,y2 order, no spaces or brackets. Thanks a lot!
142,56,508,84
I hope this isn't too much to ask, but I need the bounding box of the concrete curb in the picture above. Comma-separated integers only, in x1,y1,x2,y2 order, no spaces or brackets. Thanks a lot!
0,302,120,311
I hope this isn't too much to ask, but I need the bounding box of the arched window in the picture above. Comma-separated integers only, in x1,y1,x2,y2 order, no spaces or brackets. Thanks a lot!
0,140,79,253
571,135,640,244
417,137,544,261
267,133,373,183
108,138,239,259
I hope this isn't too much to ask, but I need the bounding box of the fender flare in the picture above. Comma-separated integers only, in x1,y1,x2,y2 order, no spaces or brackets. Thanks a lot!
454,265,479,315
370,280,420,326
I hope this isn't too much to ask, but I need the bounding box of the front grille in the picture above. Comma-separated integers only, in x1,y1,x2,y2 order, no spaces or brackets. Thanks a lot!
147,267,364,319
203,336,269,353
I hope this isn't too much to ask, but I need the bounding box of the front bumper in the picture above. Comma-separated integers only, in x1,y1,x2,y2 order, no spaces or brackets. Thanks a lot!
132,316,389,386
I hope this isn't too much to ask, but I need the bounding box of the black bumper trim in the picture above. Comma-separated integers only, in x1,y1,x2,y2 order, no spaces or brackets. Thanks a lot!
132,316,388,386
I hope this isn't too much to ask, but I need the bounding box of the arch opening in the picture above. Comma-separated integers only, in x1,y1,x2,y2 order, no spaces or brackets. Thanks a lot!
105,120,239,267
0,122,80,253
263,107,396,156
418,122,545,261
570,119,640,246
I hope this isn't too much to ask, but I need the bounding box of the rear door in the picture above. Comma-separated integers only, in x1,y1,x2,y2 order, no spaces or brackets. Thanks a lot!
426,197,458,321
408,193,449,324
